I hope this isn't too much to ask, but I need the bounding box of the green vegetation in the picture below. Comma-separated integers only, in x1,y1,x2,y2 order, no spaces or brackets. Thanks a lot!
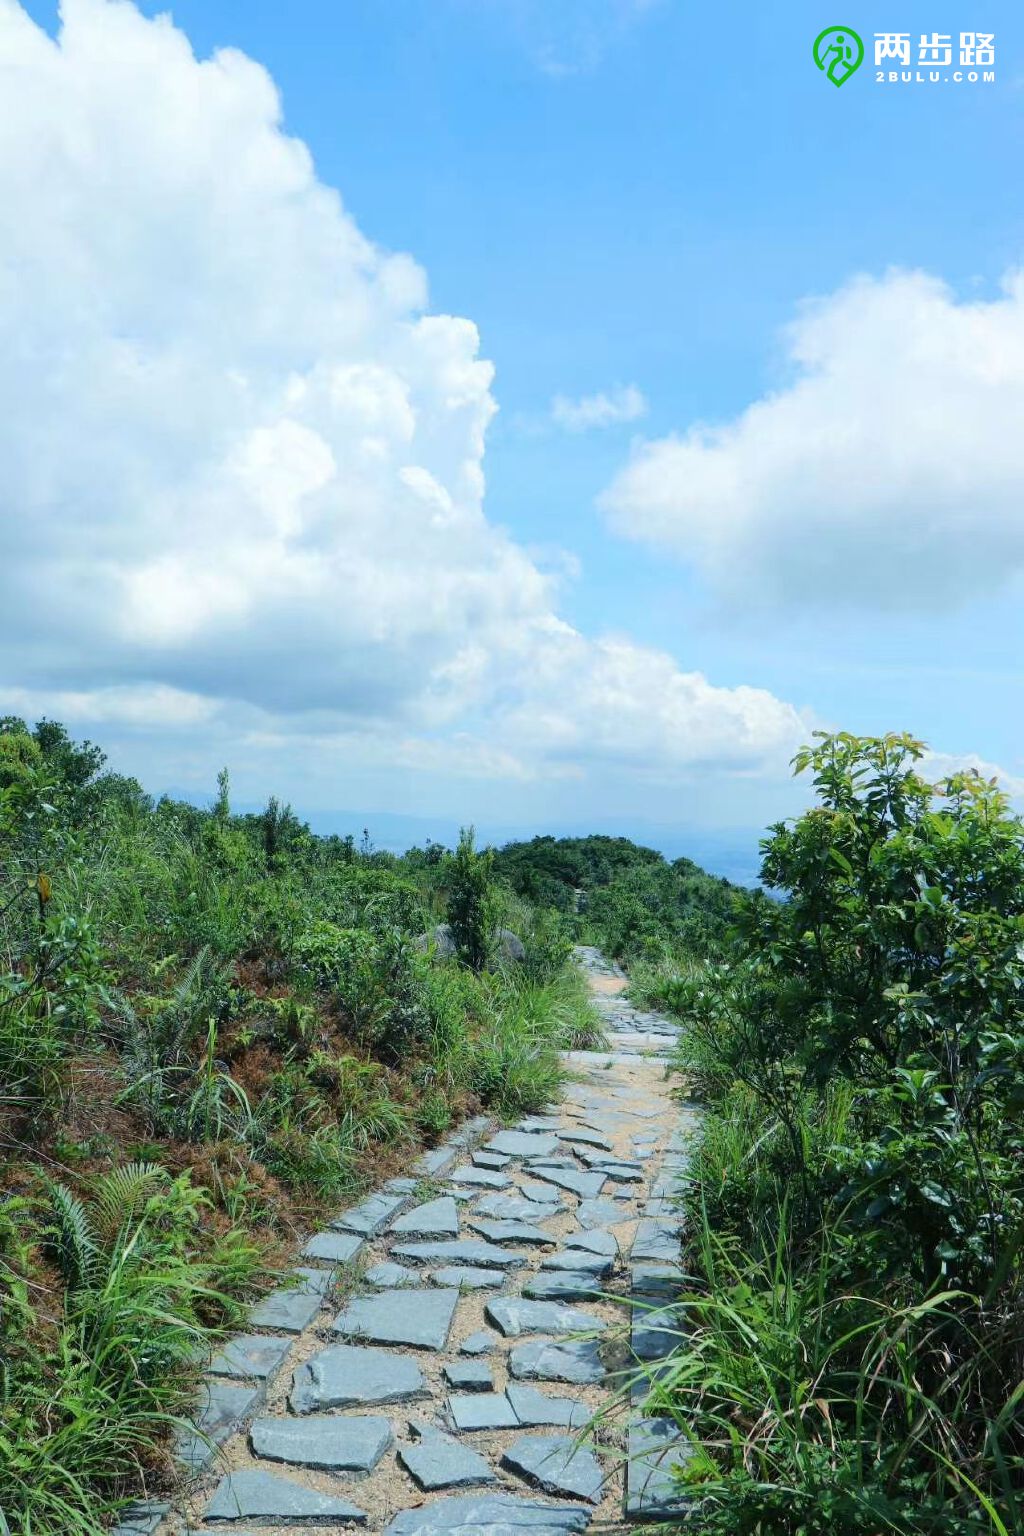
493,832,739,963
637,734,1024,1533
12,714,1014,1532
0,718,596,1535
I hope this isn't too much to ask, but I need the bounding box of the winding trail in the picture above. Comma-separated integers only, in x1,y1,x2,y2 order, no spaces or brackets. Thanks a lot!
127,950,698,1536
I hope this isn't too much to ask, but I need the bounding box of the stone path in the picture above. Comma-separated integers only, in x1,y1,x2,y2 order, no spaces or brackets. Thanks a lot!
123,950,698,1536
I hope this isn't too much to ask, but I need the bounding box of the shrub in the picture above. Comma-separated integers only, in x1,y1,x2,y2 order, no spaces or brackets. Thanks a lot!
444,828,494,971
655,733,1024,1529
290,921,427,1061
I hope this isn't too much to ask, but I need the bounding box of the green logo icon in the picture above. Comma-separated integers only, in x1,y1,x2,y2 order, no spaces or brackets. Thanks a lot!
813,25,865,86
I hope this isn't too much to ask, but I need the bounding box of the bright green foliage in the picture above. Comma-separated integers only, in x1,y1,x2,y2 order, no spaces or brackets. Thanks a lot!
493,832,738,962
443,827,494,970
1,1165,249,1536
0,718,586,1531
653,733,1024,1531
290,920,427,1060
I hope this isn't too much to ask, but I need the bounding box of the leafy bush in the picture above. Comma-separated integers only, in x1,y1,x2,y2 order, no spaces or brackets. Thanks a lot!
290,920,427,1060
443,828,494,971
655,733,1024,1530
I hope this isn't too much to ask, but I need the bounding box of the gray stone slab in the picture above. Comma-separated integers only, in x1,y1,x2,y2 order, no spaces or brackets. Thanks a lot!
564,1229,618,1257
431,1265,506,1290
557,1128,612,1150
505,1383,589,1429
522,1271,604,1303
417,1144,457,1176
529,1167,606,1199
384,1493,591,1536
250,1414,393,1474
365,1261,424,1289
333,1287,460,1351
385,1176,419,1193
468,1218,554,1247
632,1307,686,1362
518,1180,564,1206
473,1150,511,1169
443,1359,494,1391
625,1416,694,1520
508,1340,605,1386
644,1197,678,1218
448,1165,510,1188
452,1114,494,1146
486,1296,606,1338
539,1250,614,1277
460,1329,498,1355
176,1381,263,1470
333,1191,407,1236
250,1413,389,1474
583,1157,644,1183
391,1196,460,1237
631,1264,683,1299
473,1195,554,1222
631,1219,682,1263
111,1502,171,1536
576,1199,624,1229
486,1130,560,1158
447,1391,519,1431
301,1229,363,1265
290,1343,427,1413
248,1268,329,1334
524,1156,577,1171
399,1421,496,1490
575,1147,628,1167
502,1433,603,1504
208,1334,292,1382
204,1467,367,1524
392,1239,525,1269
518,1117,562,1132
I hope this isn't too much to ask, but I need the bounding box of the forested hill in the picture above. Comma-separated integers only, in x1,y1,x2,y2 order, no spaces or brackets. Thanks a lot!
492,833,740,960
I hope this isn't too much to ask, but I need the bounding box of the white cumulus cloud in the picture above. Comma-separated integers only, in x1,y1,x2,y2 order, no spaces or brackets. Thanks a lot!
551,384,647,432
0,0,806,796
602,268,1024,611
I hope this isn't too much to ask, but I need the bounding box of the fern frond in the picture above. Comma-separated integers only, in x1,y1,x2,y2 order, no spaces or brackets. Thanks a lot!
44,1181,102,1292
173,945,211,1008
91,1162,167,1246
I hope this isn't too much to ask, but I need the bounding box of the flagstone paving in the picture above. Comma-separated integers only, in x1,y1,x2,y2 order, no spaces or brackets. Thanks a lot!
143,947,701,1536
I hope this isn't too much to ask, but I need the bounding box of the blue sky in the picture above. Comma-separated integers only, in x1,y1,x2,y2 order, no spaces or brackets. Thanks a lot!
3,0,1023,865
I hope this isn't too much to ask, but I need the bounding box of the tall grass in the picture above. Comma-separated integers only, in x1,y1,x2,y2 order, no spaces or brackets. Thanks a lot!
1,1166,241,1536
631,1189,1023,1534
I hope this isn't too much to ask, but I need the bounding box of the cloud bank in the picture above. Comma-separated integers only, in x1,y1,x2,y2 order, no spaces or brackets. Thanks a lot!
0,0,806,794
602,269,1024,611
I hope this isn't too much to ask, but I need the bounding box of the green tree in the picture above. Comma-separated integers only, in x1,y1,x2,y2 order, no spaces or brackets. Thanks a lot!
214,766,231,821
445,827,493,971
